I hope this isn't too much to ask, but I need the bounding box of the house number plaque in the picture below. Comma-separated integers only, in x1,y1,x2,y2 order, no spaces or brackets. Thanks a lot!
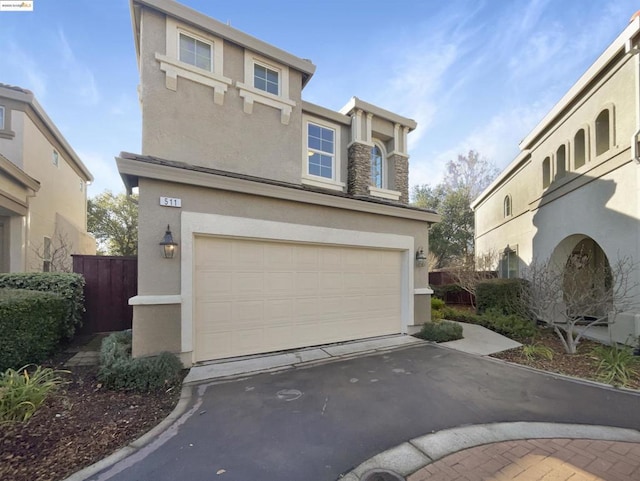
159,197,182,208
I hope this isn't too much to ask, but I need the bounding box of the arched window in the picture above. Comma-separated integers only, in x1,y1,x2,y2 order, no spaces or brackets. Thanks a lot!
371,144,384,189
595,109,610,156
542,156,551,188
555,145,566,179
503,195,511,218
574,128,587,169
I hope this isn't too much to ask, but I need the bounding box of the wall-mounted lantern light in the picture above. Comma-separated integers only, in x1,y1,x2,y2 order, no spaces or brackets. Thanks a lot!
160,224,178,259
415,247,427,267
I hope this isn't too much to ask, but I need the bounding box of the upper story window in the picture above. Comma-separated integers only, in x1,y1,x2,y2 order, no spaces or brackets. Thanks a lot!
574,128,587,169
0,106,4,130
371,145,383,189
542,156,551,188
595,108,611,156
555,145,566,180
503,195,511,217
179,33,212,71
254,63,279,95
307,123,335,179
52,150,59,167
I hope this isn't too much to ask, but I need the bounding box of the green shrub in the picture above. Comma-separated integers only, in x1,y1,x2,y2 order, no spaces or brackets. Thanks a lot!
0,273,85,339
416,320,463,343
521,343,554,361
98,331,183,392
0,289,68,371
440,305,536,342
592,345,639,387
432,284,464,301
476,278,527,315
431,297,445,321
0,365,68,423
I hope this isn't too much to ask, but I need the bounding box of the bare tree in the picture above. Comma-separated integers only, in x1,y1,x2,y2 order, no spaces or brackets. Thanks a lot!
449,250,498,309
519,254,638,354
32,231,74,272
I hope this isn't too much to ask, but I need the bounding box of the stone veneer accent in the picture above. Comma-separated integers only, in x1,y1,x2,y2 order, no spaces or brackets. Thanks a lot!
347,142,372,197
390,153,409,204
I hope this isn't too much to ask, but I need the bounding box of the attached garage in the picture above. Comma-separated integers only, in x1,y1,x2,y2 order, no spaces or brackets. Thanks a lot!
193,235,403,361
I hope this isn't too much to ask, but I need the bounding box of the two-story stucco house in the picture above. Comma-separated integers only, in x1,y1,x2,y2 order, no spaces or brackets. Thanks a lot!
0,84,95,273
472,14,640,344
118,0,439,366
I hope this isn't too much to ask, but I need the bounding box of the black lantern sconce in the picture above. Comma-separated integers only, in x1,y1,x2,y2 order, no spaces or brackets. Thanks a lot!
415,247,427,267
160,224,178,259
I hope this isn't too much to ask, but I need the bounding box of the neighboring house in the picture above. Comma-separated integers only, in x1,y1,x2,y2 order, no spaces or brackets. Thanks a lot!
0,84,95,273
472,14,640,344
118,0,439,366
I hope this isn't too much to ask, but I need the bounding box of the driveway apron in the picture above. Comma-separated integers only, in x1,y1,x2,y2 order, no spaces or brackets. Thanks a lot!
85,344,640,481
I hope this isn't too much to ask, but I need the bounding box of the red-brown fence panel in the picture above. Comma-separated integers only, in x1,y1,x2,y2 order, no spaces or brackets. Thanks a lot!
72,255,137,334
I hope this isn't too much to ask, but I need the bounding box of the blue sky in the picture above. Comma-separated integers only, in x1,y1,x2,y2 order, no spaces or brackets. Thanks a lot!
1,0,638,197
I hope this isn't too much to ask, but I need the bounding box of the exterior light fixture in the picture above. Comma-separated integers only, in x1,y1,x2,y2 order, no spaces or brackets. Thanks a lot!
415,247,427,267
160,224,178,259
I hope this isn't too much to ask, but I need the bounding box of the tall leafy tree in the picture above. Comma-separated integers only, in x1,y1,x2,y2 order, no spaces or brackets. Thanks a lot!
88,191,138,256
413,150,498,268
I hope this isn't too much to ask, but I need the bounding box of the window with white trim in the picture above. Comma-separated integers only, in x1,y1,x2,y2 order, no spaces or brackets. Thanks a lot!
307,122,335,179
179,33,212,71
254,63,279,95
371,145,383,189
52,150,59,167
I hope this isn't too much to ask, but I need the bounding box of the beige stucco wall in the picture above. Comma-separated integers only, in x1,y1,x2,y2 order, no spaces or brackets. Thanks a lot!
475,52,639,275
132,176,431,361
139,8,304,185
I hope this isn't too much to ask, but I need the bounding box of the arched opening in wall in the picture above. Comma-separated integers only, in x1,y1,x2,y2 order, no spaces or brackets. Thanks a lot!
542,157,551,188
370,144,384,189
562,238,612,321
555,145,566,179
574,129,586,168
503,195,511,217
595,109,610,156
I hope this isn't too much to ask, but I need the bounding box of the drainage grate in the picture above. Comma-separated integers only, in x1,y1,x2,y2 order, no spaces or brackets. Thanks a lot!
360,470,405,481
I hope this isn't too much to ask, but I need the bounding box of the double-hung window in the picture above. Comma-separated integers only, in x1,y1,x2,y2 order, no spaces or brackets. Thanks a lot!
254,63,279,95
179,33,212,71
307,123,335,179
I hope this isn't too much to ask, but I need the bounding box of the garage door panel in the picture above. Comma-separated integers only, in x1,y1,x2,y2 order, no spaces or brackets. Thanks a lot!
194,236,403,362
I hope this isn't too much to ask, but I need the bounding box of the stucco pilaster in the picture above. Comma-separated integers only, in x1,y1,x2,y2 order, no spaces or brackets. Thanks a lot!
347,142,372,196
390,153,409,204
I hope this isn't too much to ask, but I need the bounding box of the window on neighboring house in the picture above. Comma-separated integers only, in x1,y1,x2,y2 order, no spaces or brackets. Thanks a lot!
307,122,335,179
80,180,84,192
595,109,611,156
43,236,51,272
503,195,511,217
500,247,518,279
254,63,279,95
574,128,587,169
52,150,59,167
179,32,212,71
555,145,566,179
371,145,384,189
0,106,4,130
542,156,551,188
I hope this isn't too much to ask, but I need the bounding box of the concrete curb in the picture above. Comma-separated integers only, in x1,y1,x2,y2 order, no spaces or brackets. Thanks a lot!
341,422,640,480
61,384,193,481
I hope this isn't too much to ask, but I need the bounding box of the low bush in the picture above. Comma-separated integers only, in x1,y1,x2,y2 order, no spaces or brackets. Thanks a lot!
476,278,527,315
431,297,445,321
0,365,69,423
0,289,68,371
440,305,536,342
0,273,85,339
416,320,463,343
98,331,183,392
592,345,639,387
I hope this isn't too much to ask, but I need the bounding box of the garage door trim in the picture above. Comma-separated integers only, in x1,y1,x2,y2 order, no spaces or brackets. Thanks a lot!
181,211,415,359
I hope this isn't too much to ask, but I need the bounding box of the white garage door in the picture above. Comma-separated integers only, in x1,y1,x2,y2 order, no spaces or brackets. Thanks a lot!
193,235,403,362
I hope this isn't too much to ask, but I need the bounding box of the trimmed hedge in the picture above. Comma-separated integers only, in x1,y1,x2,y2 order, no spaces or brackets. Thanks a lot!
476,278,526,315
0,289,67,370
416,320,463,342
0,273,85,339
442,305,536,342
98,331,183,392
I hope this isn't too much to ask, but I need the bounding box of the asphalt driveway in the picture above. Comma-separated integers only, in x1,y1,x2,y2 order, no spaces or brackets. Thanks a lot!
85,344,640,481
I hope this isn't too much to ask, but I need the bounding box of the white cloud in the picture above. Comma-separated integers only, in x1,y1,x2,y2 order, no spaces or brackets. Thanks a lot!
57,28,100,105
5,41,48,98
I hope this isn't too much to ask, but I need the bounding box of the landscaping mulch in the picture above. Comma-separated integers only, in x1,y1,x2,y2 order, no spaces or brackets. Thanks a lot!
0,366,181,481
491,329,640,391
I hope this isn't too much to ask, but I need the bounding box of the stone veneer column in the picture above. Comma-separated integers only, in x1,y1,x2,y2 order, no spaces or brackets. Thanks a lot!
389,153,409,204
347,142,372,197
